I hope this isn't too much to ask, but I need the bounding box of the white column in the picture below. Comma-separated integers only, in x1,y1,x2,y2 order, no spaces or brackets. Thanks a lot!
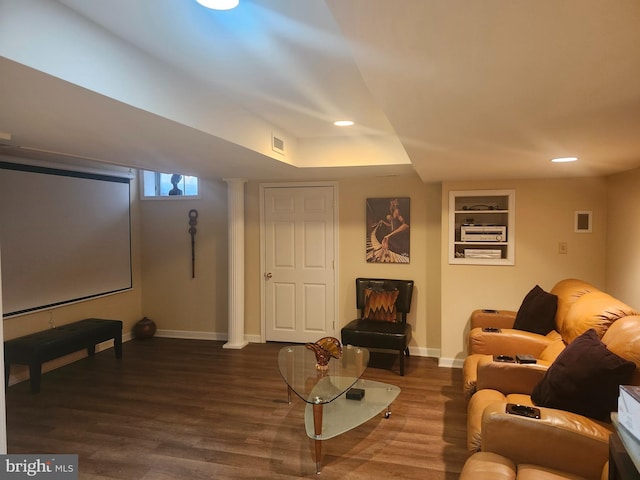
223,178,248,349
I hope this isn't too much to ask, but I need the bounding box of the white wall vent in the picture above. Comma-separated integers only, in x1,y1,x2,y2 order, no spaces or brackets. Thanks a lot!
272,133,285,155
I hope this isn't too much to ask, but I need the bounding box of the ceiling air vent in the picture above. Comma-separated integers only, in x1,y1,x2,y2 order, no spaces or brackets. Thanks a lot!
272,133,285,155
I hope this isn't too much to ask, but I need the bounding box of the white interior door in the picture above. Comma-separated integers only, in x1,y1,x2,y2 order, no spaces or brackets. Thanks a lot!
263,185,336,343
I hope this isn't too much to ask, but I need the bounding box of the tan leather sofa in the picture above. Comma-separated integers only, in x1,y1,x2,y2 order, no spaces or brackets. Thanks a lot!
463,279,636,400
459,403,609,480
464,279,640,453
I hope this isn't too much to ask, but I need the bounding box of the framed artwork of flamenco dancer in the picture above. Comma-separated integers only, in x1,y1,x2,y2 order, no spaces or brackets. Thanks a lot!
366,197,410,263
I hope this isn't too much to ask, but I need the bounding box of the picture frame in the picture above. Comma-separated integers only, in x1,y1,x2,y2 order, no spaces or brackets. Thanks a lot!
365,197,410,263
575,211,592,233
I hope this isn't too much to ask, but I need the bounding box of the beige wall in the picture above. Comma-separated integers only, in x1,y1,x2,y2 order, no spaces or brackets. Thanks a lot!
244,181,262,339
606,167,640,308
4,164,635,377
151,172,612,364
139,177,229,337
336,175,442,355
440,177,608,366
243,175,442,354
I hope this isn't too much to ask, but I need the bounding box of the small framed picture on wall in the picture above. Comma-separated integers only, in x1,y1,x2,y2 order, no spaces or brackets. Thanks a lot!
366,197,410,263
575,211,592,233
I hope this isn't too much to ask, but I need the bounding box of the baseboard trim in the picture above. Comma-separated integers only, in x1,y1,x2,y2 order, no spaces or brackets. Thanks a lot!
408,346,440,359
154,330,262,344
154,329,226,341
438,357,464,369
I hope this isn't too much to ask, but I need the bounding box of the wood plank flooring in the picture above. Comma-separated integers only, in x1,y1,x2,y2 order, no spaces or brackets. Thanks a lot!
6,338,470,480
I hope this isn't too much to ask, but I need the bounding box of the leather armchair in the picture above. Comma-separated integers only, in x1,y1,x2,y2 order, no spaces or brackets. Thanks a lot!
459,402,610,480
467,313,640,452
341,278,414,375
463,279,637,399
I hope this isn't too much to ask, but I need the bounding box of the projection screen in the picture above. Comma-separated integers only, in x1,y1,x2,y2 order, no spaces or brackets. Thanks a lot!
0,159,132,318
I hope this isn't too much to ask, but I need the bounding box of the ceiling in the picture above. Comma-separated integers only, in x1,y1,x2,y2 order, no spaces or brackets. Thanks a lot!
1,0,639,183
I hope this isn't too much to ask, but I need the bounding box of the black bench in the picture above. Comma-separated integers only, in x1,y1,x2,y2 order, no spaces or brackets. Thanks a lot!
4,318,123,393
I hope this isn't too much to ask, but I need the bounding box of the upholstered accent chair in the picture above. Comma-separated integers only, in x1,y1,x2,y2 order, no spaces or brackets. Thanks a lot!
341,278,414,375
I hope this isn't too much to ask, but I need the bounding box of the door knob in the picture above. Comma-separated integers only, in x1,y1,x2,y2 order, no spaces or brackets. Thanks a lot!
265,272,273,279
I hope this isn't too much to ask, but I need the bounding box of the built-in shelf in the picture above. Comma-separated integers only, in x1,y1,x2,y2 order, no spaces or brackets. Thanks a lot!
448,189,515,265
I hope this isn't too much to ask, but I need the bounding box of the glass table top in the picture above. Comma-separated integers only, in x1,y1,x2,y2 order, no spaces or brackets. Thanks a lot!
277,344,369,404
304,378,401,440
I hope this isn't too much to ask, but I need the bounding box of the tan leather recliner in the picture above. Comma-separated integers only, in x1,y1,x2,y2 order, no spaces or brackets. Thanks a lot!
463,279,637,400
467,313,640,453
459,402,610,480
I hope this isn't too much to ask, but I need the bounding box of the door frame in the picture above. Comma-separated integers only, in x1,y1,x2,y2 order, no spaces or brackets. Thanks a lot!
259,181,339,343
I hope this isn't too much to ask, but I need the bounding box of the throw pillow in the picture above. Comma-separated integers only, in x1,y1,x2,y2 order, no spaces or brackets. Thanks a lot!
531,328,636,421
363,287,399,322
512,285,558,335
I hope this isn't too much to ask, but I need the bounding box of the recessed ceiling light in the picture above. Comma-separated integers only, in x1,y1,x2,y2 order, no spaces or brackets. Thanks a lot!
196,0,239,10
334,120,354,127
551,157,578,163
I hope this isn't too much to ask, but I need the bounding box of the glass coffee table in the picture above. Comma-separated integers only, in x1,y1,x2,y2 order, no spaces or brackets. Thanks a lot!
278,344,400,473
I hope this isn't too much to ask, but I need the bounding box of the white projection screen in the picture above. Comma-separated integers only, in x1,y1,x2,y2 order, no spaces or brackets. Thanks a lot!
0,160,132,318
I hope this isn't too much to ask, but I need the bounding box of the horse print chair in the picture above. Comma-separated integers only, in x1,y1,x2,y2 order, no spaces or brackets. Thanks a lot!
341,278,414,375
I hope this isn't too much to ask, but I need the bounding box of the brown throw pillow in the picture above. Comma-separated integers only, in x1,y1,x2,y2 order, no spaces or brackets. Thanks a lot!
512,285,558,335
363,288,399,322
531,328,636,421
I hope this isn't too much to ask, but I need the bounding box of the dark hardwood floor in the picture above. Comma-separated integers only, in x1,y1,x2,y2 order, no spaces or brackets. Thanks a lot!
6,338,469,480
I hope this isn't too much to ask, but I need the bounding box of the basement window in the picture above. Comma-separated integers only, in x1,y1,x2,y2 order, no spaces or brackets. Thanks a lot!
140,170,199,199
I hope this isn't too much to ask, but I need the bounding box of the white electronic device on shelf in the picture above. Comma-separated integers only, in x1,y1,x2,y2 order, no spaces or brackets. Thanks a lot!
461,225,506,242
464,249,502,259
